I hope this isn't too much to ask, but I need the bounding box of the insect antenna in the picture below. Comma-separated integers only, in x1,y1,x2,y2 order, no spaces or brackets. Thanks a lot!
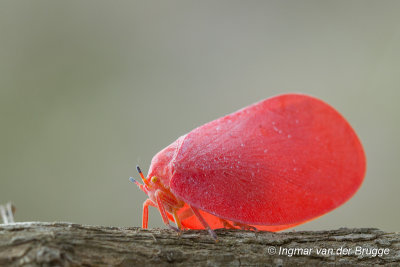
129,177,141,186
136,165,149,185
128,165,150,193
129,177,147,193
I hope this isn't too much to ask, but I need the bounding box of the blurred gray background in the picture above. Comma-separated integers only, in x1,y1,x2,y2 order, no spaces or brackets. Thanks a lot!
1,1,399,232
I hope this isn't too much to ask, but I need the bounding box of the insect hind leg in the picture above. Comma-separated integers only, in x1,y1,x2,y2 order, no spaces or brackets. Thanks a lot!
232,222,258,231
190,205,217,240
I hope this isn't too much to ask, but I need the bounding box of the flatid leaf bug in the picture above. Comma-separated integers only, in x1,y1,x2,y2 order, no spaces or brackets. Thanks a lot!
131,93,366,240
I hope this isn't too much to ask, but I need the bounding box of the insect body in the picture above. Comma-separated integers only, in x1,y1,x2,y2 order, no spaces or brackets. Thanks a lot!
132,93,366,239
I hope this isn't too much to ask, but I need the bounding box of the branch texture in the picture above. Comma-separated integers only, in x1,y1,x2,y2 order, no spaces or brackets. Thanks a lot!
0,222,399,266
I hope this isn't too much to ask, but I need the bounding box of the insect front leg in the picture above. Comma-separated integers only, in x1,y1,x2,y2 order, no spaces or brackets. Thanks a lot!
155,190,180,232
142,198,156,229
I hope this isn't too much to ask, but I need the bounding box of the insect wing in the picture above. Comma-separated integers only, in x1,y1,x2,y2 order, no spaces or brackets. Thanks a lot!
169,94,366,226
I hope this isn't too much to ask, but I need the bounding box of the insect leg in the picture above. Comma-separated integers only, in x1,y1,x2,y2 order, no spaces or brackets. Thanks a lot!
142,198,156,229
178,207,194,221
219,218,236,229
233,222,258,231
172,209,183,230
155,190,180,232
190,205,217,240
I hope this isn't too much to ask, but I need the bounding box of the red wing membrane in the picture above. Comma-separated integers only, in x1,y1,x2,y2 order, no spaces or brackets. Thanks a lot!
168,94,365,226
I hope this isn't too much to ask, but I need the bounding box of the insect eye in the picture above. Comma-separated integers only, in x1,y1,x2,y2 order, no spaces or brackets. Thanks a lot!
151,176,158,183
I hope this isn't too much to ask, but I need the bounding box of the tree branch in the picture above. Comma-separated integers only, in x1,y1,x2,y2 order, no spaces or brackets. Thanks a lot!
0,222,399,266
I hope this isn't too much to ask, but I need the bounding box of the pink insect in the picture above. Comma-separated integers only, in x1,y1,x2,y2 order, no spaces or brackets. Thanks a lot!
131,93,366,239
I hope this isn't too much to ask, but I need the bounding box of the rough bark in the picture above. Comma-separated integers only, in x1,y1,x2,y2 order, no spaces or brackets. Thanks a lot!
0,222,399,266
